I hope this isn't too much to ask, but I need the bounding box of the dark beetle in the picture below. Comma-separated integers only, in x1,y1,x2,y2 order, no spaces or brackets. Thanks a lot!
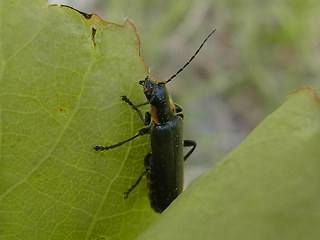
94,30,215,213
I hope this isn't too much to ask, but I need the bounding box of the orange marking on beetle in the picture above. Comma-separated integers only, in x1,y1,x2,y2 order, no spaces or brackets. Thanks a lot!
157,80,167,84
151,106,160,125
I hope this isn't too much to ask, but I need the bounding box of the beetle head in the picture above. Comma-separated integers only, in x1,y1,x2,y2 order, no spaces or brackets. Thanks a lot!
139,76,168,104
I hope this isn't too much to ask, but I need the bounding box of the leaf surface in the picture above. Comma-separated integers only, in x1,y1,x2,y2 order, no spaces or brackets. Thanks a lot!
0,1,156,240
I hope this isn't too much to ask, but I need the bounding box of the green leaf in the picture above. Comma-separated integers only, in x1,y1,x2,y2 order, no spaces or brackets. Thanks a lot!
0,1,156,239
2,1,320,240
136,88,320,240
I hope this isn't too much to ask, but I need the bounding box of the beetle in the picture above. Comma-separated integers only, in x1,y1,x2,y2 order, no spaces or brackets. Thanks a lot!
94,29,215,213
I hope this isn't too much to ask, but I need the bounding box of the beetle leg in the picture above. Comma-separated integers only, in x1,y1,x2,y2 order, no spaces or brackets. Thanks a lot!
121,95,150,125
124,153,152,199
136,102,149,107
143,152,152,171
143,112,151,125
94,127,150,151
174,104,183,113
174,104,184,119
124,170,148,199
183,140,197,161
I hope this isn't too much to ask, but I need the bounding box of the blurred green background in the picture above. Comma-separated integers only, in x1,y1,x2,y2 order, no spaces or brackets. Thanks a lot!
49,0,320,185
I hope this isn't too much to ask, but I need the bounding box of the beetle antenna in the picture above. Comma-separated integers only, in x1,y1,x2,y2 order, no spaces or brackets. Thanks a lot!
165,29,216,84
